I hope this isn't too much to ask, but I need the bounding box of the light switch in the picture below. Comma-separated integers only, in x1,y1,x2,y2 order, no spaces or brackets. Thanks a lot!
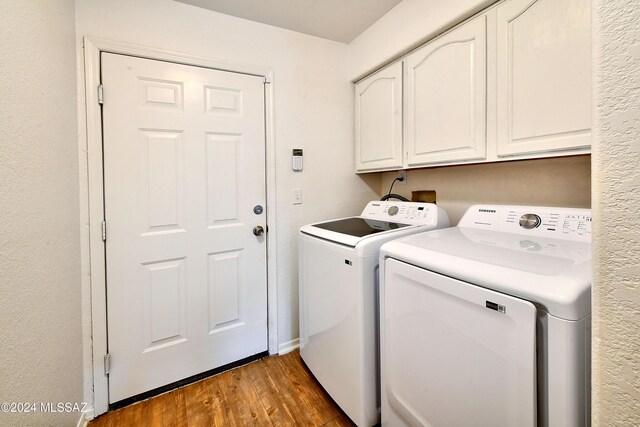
293,188,302,205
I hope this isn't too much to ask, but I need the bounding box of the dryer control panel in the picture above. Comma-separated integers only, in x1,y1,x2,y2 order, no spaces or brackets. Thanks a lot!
458,205,592,242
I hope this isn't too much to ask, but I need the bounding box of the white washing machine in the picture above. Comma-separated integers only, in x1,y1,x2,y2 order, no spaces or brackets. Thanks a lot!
299,201,449,427
379,205,591,427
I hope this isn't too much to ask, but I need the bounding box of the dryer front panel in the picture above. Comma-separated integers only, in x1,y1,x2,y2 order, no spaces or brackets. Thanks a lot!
381,258,537,427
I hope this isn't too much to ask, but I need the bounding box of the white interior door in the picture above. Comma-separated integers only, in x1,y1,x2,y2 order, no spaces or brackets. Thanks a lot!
382,259,536,427
101,53,267,403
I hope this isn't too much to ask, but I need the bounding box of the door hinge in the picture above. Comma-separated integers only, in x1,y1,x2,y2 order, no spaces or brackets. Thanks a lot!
263,76,272,84
97,84,104,104
104,353,110,375
101,220,107,242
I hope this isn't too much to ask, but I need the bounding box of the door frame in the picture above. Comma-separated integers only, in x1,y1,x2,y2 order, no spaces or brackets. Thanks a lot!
80,37,278,416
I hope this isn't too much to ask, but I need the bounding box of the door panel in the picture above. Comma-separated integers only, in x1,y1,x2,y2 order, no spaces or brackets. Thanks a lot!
496,0,591,155
142,258,187,351
406,15,487,165
355,61,403,171
382,258,536,427
102,53,267,403
206,133,240,224
141,130,185,233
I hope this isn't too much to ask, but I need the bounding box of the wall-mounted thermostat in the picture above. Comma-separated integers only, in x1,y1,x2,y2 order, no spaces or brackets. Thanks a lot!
292,149,303,171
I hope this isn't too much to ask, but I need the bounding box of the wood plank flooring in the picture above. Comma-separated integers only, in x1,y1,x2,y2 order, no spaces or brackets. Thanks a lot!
90,350,355,427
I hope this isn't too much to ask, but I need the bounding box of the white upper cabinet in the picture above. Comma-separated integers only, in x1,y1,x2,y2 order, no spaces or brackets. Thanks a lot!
355,62,403,172
405,15,487,166
353,0,591,172
496,0,591,156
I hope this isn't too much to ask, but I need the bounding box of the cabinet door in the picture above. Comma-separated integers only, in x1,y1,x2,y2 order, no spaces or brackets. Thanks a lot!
496,0,591,156
406,15,487,166
355,62,403,172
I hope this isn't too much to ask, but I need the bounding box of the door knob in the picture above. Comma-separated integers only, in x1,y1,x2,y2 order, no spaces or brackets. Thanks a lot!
253,225,264,236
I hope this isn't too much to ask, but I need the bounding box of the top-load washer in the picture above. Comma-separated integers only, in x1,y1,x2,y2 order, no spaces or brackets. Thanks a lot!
299,201,449,426
379,204,592,427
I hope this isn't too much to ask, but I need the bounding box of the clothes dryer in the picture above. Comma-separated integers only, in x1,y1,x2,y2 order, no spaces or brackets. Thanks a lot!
379,205,591,427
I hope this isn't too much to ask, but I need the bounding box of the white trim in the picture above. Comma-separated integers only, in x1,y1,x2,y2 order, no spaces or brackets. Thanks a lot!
85,37,271,78
80,37,278,417
82,38,109,417
278,338,300,355
76,409,92,427
264,72,279,356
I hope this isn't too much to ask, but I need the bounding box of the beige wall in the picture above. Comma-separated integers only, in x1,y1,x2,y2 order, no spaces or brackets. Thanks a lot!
592,0,640,424
0,1,84,426
379,156,591,224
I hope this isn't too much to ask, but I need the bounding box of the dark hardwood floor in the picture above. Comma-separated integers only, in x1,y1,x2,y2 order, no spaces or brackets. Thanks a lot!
90,349,355,426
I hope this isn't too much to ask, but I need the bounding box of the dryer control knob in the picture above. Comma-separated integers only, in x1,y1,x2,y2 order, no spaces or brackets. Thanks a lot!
519,213,541,229
388,206,399,216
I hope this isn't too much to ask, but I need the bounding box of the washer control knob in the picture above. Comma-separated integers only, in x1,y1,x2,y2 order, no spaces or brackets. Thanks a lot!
519,213,541,229
388,206,399,216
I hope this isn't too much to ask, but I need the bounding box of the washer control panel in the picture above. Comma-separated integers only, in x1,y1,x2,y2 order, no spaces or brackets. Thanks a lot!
360,201,442,226
459,205,591,242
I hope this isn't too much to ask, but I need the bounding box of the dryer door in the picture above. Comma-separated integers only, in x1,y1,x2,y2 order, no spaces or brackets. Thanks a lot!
382,258,537,427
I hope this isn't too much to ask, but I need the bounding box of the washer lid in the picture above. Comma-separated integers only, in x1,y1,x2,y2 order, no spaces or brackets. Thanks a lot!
380,226,591,320
301,217,414,247
313,217,410,237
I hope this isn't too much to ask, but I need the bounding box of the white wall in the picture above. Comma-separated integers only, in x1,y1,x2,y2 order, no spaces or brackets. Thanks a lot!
348,0,495,80
0,1,84,426
592,0,640,424
75,0,379,380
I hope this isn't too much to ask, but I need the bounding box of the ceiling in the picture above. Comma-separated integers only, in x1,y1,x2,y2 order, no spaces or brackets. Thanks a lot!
174,0,403,43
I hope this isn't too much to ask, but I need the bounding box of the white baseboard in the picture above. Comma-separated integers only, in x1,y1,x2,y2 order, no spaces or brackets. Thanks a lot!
76,405,94,427
76,412,88,427
278,338,300,355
